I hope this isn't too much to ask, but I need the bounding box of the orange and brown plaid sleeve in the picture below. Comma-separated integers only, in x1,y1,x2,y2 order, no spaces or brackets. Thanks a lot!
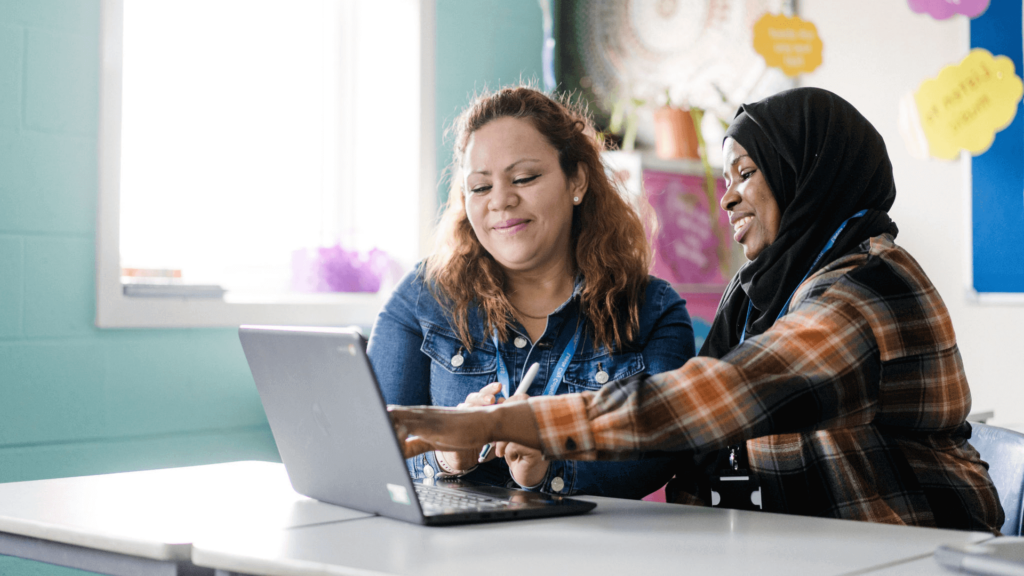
530,292,879,459
529,393,598,460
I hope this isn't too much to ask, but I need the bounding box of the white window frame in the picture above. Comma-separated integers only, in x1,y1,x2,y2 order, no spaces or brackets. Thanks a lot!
96,0,437,328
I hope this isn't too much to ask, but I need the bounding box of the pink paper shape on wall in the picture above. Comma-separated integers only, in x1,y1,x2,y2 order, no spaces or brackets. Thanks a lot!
907,0,989,20
644,170,731,287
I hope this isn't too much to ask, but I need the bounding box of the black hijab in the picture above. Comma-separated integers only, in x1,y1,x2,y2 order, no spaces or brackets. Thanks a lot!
700,88,899,359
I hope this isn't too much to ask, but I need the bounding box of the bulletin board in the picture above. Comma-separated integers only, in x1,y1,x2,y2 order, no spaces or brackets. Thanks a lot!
969,1,1024,297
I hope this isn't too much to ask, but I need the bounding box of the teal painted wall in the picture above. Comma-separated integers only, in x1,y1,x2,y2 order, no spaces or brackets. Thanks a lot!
0,1,541,574
434,0,543,199
0,5,279,574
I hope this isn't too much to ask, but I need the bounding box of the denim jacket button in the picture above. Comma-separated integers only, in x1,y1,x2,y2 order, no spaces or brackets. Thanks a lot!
450,354,464,367
551,476,565,492
595,370,609,384
514,337,528,349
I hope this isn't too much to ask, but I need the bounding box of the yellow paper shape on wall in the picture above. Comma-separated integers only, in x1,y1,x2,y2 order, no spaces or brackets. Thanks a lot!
753,13,822,77
914,49,1023,160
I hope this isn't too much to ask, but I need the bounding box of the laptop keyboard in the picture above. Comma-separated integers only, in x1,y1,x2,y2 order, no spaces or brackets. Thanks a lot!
414,483,510,511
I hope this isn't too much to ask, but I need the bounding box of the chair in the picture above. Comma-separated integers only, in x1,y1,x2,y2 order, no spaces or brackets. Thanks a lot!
970,422,1024,535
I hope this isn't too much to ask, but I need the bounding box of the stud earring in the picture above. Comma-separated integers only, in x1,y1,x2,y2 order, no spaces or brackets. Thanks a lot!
573,196,580,203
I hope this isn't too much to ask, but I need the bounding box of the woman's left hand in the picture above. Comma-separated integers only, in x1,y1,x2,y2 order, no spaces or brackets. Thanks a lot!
500,442,549,487
493,394,549,487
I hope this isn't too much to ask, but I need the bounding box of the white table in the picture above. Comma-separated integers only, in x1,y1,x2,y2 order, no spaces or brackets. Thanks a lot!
860,556,957,574
0,461,371,576
191,494,994,576
0,461,1000,576
863,537,1024,575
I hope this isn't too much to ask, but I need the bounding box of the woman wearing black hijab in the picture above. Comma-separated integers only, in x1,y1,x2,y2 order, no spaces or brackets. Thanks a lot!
389,88,1004,533
703,87,899,356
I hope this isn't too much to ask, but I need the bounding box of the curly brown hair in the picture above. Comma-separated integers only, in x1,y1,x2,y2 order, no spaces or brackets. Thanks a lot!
425,86,653,352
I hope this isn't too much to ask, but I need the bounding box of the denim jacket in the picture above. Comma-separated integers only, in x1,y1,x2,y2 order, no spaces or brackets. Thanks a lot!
367,263,696,499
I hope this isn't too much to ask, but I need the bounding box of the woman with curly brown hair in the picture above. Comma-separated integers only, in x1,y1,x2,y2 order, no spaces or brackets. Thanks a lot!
366,86,695,498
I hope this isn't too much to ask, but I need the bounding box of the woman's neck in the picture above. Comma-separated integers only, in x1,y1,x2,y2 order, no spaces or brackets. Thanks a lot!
504,262,576,321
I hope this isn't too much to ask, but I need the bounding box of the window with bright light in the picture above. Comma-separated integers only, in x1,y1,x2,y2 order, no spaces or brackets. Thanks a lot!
97,0,436,328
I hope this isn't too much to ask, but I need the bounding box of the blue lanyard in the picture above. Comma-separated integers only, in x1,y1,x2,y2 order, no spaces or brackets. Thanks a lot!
492,318,583,398
740,210,867,344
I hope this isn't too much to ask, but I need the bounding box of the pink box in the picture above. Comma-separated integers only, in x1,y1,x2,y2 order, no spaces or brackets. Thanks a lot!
644,169,732,288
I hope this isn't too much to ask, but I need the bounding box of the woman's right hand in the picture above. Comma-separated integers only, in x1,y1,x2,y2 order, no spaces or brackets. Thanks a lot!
436,382,504,472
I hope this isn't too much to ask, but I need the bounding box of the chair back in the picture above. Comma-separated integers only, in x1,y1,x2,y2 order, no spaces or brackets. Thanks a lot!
970,422,1024,536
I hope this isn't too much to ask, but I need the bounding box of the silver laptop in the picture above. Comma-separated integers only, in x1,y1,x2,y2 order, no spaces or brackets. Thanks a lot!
238,324,597,525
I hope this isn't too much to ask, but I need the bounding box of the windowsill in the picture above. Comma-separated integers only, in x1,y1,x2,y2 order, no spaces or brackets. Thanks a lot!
119,286,390,305
222,290,389,305
97,287,387,329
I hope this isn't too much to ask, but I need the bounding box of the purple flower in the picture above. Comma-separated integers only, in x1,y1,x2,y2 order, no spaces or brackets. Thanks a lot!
291,245,392,293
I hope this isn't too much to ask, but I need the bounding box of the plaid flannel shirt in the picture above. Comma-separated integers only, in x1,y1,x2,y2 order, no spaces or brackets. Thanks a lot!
528,234,1003,532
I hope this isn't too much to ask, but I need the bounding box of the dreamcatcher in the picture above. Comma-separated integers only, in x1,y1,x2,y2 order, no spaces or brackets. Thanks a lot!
558,0,796,146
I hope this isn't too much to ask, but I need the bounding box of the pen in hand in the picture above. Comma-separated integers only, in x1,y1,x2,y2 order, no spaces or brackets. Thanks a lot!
478,362,539,463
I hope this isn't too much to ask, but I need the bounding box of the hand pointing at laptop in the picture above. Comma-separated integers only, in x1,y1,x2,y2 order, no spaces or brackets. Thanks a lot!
430,363,548,487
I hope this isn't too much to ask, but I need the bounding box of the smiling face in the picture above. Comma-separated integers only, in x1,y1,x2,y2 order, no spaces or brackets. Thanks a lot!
462,117,587,275
721,138,781,261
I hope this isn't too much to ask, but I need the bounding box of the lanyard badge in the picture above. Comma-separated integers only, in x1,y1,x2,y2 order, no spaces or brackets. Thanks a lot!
492,318,582,398
710,445,762,511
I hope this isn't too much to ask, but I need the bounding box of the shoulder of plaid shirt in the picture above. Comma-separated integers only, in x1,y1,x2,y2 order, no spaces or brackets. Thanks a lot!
527,233,1005,533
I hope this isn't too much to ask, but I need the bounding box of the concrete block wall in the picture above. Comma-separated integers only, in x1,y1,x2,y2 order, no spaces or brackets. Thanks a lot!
0,2,279,574
434,0,543,199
